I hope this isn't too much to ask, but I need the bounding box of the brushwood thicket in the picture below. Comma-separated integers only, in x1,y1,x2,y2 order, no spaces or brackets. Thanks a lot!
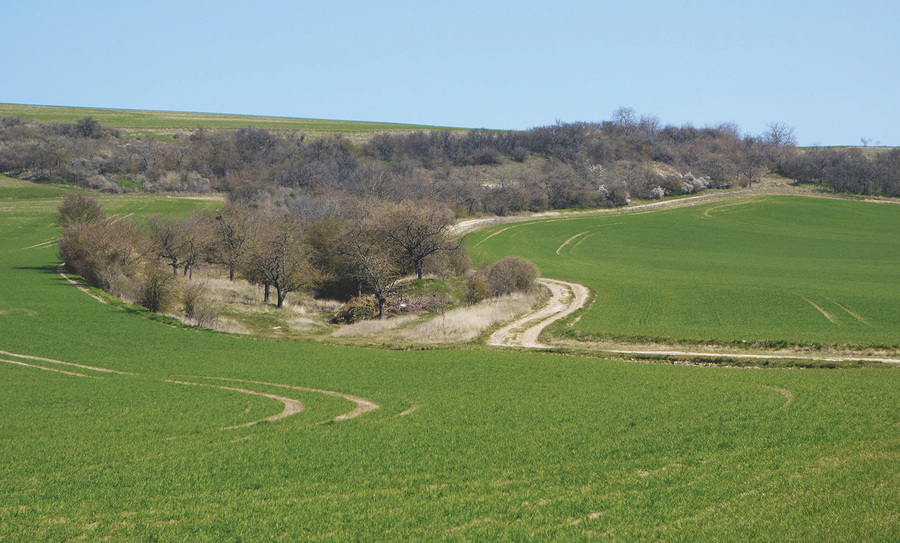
6,108,894,220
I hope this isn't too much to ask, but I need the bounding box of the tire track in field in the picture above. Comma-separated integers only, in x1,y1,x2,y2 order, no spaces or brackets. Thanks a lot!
607,348,900,365
1,347,377,427
760,385,794,408
57,264,109,305
0,358,97,378
472,225,521,247
163,379,306,429
22,239,57,250
556,232,589,255
802,297,838,325
0,349,135,375
188,376,379,423
827,298,870,326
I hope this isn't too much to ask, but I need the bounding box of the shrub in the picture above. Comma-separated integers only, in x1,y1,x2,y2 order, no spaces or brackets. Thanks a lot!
137,265,174,313
56,193,105,226
331,295,378,324
482,257,539,296
176,280,220,327
465,278,492,305
179,281,209,320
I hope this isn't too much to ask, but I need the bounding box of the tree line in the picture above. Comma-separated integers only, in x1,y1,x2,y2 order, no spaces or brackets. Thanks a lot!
6,108,881,220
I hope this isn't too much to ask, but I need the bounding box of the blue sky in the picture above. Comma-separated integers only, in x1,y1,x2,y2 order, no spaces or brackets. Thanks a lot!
4,1,898,145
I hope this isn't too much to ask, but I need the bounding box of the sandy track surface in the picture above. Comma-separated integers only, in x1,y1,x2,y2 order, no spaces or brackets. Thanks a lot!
489,279,590,348
164,379,306,429
0,357,97,378
452,194,716,237
607,348,900,365
1,346,379,427
192,376,379,423
57,264,109,305
0,348,135,375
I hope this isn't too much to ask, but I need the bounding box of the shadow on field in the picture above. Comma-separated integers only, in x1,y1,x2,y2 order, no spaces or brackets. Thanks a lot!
14,264,63,275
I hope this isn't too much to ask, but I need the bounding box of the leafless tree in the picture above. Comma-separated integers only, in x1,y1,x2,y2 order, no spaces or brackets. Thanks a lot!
241,214,323,308
148,215,186,275
211,202,251,281
380,201,460,280
339,215,402,318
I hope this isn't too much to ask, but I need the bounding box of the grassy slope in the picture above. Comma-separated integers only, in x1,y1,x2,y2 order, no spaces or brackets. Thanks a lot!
0,103,457,135
0,185,896,541
469,195,900,348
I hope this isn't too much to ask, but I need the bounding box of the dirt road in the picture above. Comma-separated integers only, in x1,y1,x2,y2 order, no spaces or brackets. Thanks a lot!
489,278,590,348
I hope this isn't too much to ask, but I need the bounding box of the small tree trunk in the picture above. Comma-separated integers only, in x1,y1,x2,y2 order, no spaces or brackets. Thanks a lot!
416,260,424,280
263,283,270,303
229,265,235,281
276,288,285,308
378,296,386,319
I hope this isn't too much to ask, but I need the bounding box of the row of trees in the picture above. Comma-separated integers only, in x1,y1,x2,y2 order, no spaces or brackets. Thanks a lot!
778,146,900,196
57,194,464,318
2,111,816,220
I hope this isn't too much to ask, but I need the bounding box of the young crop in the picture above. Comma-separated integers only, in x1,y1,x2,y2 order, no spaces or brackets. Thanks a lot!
0,187,898,541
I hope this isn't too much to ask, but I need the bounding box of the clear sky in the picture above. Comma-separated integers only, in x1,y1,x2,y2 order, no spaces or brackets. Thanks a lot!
4,1,898,145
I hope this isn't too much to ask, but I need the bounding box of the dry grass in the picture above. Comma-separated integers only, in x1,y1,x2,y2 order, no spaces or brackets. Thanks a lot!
330,292,541,342
332,315,419,338
392,292,541,344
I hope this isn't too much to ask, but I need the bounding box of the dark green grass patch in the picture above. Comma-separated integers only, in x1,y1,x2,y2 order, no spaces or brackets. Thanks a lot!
469,196,900,349
0,174,80,199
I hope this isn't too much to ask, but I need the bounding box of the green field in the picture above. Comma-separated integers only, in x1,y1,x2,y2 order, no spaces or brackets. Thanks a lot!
0,174,80,200
1,187,898,540
0,103,458,134
469,196,900,348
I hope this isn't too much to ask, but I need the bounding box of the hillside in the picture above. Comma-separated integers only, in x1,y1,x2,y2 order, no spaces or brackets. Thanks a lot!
0,103,459,141
1,188,898,541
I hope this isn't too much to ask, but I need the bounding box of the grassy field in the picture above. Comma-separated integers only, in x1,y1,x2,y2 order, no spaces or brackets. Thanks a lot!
0,103,458,136
0,173,80,200
468,195,900,349
1,186,898,540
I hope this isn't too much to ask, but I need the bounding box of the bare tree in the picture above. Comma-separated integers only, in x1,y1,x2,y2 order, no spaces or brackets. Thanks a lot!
178,212,212,279
148,215,186,275
339,217,402,318
380,201,460,280
241,214,323,308
211,202,251,281
763,122,797,149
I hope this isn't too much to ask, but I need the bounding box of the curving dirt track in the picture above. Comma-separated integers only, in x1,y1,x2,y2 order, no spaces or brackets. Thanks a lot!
489,279,590,348
190,376,379,423
164,379,306,429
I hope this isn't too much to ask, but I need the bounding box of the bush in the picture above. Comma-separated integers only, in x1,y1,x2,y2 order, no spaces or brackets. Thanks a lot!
137,265,174,313
331,295,378,324
482,257,539,296
57,193,105,226
465,278,492,305
58,218,147,289
179,281,208,320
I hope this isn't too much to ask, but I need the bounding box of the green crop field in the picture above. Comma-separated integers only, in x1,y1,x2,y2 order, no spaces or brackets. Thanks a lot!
0,103,457,135
469,196,900,349
1,185,898,541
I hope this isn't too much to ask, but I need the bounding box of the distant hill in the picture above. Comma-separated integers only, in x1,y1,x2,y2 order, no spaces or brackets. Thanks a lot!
0,103,462,139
